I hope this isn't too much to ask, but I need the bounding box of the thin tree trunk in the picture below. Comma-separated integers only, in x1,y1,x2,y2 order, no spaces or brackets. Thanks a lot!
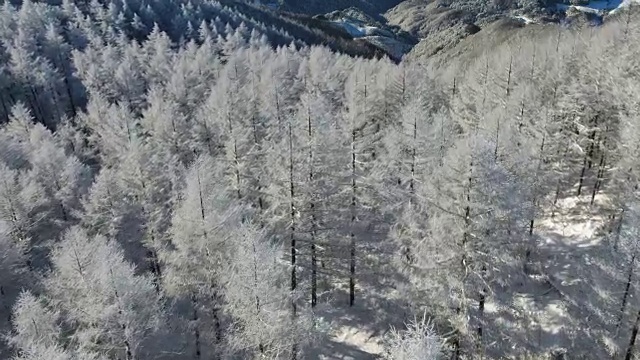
478,267,487,341
615,210,626,252
191,294,202,359
49,84,62,124
63,75,77,118
227,109,242,200
252,239,265,354
210,284,223,346
1,285,9,322
56,53,77,118
404,115,417,264
307,105,317,308
288,122,298,360
29,86,46,126
350,125,357,307
526,132,546,269
147,248,162,292
452,77,457,97
577,123,598,196
625,308,640,360
618,250,638,330
495,54,513,160
551,140,571,218
111,269,134,360
0,93,9,123
454,158,473,359
591,138,607,205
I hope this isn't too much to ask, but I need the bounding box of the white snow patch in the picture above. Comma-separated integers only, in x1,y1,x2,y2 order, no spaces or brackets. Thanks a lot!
330,19,393,38
555,0,639,15
515,15,537,24
332,325,384,355
363,36,413,59
331,20,367,37
610,0,640,14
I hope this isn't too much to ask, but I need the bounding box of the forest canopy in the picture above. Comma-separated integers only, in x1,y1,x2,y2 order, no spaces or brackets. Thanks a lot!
1,0,640,359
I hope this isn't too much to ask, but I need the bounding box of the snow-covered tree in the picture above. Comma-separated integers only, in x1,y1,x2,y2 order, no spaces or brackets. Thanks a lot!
222,222,315,359
163,155,240,357
383,314,445,360
45,226,166,359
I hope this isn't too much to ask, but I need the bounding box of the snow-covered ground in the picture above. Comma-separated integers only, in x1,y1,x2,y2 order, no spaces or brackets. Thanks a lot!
515,14,537,24
310,189,626,359
328,18,413,60
556,0,640,15
330,19,394,38
610,0,640,13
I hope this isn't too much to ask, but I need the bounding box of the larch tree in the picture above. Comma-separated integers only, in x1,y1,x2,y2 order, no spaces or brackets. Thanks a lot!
222,221,315,359
0,164,46,268
0,220,27,350
77,95,136,166
115,138,181,288
163,155,241,358
80,167,128,239
9,291,72,360
44,226,166,359
25,124,91,223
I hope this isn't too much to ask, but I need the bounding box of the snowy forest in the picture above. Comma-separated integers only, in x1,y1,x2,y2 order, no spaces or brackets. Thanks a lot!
1,0,640,359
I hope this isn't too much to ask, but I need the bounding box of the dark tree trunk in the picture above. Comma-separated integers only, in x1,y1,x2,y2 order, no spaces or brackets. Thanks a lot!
625,308,640,360
308,108,318,308
577,123,598,196
191,294,202,359
478,265,487,342
350,127,357,307
619,251,638,330
288,123,298,360
591,150,606,206
210,286,223,345
615,210,626,252
252,240,264,353
0,93,10,123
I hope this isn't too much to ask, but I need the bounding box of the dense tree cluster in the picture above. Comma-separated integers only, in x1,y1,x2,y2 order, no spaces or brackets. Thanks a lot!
1,0,640,359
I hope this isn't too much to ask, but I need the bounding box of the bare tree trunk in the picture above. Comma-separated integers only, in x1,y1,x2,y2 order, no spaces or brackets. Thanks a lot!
495,54,513,160
0,93,10,123
454,158,473,359
110,269,135,360
307,106,318,308
625,308,640,360
28,86,45,125
478,266,487,341
252,240,265,354
226,106,242,200
1,285,9,322
63,75,77,118
577,121,598,196
349,126,357,307
288,123,298,360
403,115,417,264
49,84,62,124
551,141,571,218
146,247,162,292
191,294,202,359
591,138,607,206
210,284,223,347
526,131,547,269
618,249,638,330
615,210,626,252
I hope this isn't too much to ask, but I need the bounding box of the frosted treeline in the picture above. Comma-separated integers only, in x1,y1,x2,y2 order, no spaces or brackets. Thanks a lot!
1,0,640,359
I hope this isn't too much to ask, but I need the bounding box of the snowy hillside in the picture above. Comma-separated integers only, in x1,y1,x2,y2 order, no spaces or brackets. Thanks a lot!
321,7,417,59
2,0,640,359
556,0,640,16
